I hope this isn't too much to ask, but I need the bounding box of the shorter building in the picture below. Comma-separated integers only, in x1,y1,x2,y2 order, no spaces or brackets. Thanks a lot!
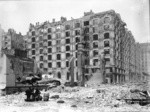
0,29,35,93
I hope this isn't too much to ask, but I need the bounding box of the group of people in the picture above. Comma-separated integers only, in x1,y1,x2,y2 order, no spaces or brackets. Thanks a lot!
25,87,42,101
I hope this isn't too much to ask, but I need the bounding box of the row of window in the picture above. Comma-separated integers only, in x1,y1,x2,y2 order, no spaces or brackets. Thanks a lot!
31,33,110,46
31,36,81,44
32,48,110,59
31,26,110,39
31,40,110,55
32,52,79,60
31,45,79,55
39,60,78,68
32,29,81,37
38,57,107,68
32,17,111,35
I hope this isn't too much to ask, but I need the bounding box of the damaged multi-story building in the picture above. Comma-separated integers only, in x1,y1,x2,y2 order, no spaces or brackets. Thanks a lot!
26,10,147,84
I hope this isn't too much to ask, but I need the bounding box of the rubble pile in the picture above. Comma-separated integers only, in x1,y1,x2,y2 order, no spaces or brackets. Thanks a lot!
0,82,150,112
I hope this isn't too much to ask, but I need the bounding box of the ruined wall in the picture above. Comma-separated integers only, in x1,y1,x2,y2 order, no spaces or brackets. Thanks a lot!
6,56,16,87
0,54,6,84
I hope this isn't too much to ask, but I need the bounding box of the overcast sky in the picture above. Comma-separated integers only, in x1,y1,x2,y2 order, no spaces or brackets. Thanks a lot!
0,0,149,43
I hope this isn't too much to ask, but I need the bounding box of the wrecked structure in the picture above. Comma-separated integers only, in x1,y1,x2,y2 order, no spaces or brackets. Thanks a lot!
0,29,35,93
26,10,147,84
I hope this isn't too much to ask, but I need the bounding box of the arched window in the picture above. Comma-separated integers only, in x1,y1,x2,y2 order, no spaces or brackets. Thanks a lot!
58,72,61,79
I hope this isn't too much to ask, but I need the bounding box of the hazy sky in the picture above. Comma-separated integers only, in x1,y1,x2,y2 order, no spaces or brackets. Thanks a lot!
0,0,149,43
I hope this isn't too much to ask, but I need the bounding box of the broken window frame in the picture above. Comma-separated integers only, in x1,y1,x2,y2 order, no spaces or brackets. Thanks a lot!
32,44,35,48
48,41,52,46
65,31,70,37
93,34,98,41
76,60,78,66
84,35,90,41
66,45,70,51
104,40,110,47
40,63,43,68
48,48,52,53
57,54,61,60
76,44,78,50
76,37,80,43
57,62,61,68
48,55,52,60
32,31,35,36
93,50,99,57
93,42,98,48
84,27,89,34
76,52,78,58
32,50,35,55
40,49,43,54
48,28,52,33
104,33,110,39
66,38,70,44
57,72,61,78
48,35,51,40
84,21,89,26
93,59,99,66
85,59,89,65
66,53,70,59
32,37,35,42
104,49,110,55
66,61,69,67
40,56,43,61
75,30,80,36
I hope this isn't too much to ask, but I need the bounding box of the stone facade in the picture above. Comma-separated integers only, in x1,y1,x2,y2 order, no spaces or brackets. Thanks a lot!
26,10,144,84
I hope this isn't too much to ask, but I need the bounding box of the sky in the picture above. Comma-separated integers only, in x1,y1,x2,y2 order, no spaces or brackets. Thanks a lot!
0,0,149,43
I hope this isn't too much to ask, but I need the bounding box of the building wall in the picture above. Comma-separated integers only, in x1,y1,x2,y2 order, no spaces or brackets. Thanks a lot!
0,25,6,84
2,29,25,50
26,10,143,84
140,43,150,75
6,55,16,87
0,54,6,84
